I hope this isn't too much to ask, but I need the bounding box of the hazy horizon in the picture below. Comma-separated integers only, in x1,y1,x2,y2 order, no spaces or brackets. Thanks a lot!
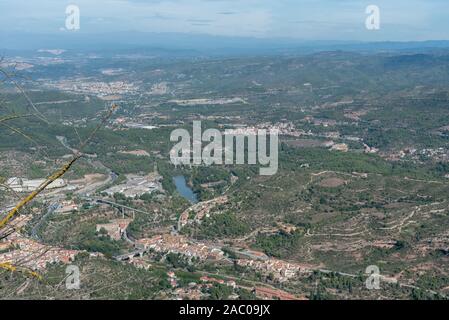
1,0,449,42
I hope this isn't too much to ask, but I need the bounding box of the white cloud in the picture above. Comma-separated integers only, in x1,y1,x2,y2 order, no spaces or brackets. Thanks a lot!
0,0,448,40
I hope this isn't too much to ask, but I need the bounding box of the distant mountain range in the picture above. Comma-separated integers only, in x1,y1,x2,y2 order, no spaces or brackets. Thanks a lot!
2,31,449,57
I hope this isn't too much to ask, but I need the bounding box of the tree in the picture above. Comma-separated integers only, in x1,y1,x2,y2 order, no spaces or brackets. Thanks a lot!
0,62,118,280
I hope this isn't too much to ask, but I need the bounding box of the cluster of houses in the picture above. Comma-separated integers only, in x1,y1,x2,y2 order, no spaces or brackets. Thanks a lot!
136,234,225,261
0,233,78,271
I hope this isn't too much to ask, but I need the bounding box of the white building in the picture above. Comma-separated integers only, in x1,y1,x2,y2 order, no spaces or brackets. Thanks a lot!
3,177,66,192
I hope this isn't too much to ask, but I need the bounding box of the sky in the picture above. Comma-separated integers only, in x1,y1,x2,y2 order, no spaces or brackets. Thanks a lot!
1,0,448,41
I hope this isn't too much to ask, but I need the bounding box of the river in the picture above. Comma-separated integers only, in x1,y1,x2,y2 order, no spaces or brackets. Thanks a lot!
173,176,198,204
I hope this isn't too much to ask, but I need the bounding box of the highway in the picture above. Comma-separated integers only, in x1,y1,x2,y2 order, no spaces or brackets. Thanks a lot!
30,203,59,240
